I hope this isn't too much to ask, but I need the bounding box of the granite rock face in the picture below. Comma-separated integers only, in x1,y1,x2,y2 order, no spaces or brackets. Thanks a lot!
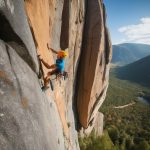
79,112,104,137
76,0,112,129
0,0,111,149
0,40,66,150
0,0,38,73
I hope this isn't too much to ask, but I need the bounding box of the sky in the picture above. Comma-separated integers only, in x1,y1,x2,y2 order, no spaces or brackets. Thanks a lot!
103,0,150,45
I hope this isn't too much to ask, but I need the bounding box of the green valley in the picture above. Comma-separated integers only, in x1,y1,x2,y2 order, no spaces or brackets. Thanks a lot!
101,70,150,149
79,69,150,150
115,55,150,88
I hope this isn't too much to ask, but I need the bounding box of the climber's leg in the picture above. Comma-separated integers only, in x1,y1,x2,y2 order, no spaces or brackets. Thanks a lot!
44,68,58,88
49,64,57,69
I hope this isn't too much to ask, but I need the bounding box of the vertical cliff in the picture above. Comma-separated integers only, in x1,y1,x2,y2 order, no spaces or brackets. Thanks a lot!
0,0,112,150
76,0,112,130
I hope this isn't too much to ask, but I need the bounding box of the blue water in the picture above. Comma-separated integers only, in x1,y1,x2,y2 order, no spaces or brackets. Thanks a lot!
137,97,150,105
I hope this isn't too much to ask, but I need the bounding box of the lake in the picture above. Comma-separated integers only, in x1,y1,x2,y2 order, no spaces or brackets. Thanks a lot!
137,96,150,105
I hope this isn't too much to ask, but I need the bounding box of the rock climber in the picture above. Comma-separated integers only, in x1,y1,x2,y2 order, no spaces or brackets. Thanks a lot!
39,43,68,89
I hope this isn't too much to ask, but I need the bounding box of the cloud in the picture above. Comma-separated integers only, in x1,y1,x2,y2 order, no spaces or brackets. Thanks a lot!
118,17,150,44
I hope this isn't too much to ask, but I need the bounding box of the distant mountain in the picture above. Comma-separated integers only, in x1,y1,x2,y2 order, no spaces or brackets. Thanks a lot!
112,43,150,65
115,55,150,87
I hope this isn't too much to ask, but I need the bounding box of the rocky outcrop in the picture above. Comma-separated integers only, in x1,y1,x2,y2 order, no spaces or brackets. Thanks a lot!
0,0,111,150
0,40,66,150
79,112,104,137
25,1,85,149
0,0,38,73
76,0,112,129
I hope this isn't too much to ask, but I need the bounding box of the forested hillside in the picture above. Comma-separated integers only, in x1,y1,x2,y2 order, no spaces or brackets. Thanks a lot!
101,71,150,150
79,70,150,150
116,55,150,88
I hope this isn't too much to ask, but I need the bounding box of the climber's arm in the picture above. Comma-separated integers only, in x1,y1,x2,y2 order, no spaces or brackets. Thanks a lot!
47,43,58,54
38,55,55,69
40,58,51,69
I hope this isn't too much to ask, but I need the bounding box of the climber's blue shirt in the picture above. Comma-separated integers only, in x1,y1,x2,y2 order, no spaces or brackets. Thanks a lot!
56,58,65,72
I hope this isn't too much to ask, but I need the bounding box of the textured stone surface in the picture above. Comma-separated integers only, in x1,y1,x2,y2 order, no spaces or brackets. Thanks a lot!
64,1,85,149
85,112,104,136
93,112,104,136
76,0,112,129
0,0,111,149
0,0,38,73
79,112,104,137
0,40,65,150
25,0,70,141
25,0,84,149
25,0,85,149
25,0,55,69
